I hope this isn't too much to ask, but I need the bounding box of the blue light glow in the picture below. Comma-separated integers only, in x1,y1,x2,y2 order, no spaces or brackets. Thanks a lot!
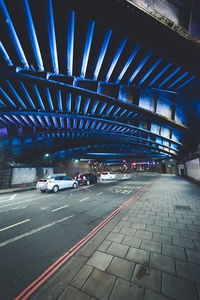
91,100,99,114
119,109,127,117
167,72,189,89
84,97,91,114
29,115,38,126
85,120,90,129
93,30,112,80
79,119,84,129
66,93,71,112
105,37,127,82
80,20,95,77
67,11,75,76
0,87,17,107
45,116,51,127
113,107,121,116
0,0,29,68
21,115,32,126
96,122,102,130
6,80,27,108
148,63,172,87
106,105,114,116
57,90,63,111
0,99,6,107
23,0,44,70
60,117,64,128
75,96,81,113
46,87,54,111
46,0,59,73
12,115,24,126
37,116,45,127
67,118,70,129
0,41,12,66
139,58,162,85
128,52,152,84
99,102,107,114
52,116,58,128
33,84,45,110
73,118,77,129
20,82,36,109
175,76,195,91
91,121,96,129
158,67,181,88
116,44,140,84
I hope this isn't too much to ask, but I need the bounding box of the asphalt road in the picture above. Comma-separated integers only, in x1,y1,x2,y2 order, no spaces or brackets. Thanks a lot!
0,173,158,300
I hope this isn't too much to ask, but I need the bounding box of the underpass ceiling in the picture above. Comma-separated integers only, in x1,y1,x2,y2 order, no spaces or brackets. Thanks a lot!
0,0,200,163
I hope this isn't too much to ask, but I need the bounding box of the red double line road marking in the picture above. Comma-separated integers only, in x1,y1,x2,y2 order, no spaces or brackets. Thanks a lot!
15,179,155,300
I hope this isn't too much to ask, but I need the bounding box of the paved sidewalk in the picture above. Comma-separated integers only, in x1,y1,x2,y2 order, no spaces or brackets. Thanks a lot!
31,175,200,300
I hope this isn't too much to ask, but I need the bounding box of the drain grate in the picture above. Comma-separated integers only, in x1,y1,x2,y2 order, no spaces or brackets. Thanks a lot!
174,205,191,211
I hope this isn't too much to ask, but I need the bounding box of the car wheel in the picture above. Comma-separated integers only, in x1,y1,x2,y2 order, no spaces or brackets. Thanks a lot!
41,190,46,193
73,183,77,189
52,185,59,193
86,180,90,185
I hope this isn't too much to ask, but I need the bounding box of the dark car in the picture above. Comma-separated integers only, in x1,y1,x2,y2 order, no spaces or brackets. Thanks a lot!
75,173,98,185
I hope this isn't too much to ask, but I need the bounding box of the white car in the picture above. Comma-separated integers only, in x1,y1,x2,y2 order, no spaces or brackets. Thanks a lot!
36,175,78,193
100,172,116,180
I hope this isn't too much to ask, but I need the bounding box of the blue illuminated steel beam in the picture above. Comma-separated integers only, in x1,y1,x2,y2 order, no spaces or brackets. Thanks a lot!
0,99,6,107
20,82,36,109
22,0,44,70
45,116,51,127
6,80,27,108
91,100,99,114
37,116,45,127
99,102,107,115
4,115,18,126
66,11,75,76
148,63,172,87
33,85,45,110
105,37,127,82
167,72,189,89
175,76,195,91
45,87,54,111
128,52,152,84
106,105,114,116
158,67,181,88
29,115,38,126
0,41,13,66
21,115,32,126
46,0,59,73
116,44,140,84
60,117,64,128
84,97,91,114
113,107,121,116
57,89,63,111
0,87,17,107
80,20,95,77
75,96,81,114
52,116,58,128
139,58,162,85
66,93,71,113
93,30,112,80
0,0,29,68
12,115,24,126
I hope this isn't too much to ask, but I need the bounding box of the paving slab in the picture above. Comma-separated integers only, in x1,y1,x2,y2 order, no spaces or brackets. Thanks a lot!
107,257,135,280
109,278,144,300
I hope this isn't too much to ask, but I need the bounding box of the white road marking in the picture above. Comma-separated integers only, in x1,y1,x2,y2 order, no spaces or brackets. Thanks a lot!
0,215,74,248
96,192,103,196
0,219,30,232
52,204,69,212
80,197,90,202
0,194,53,208
9,194,16,200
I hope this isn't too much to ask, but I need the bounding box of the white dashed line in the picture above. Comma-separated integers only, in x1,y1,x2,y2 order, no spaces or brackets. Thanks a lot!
0,219,30,232
80,197,90,202
51,204,69,212
96,192,103,196
9,194,16,200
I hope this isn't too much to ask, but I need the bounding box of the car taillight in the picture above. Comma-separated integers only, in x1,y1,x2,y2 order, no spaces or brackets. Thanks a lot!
83,176,86,180
47,180,53,183
74,176,77,180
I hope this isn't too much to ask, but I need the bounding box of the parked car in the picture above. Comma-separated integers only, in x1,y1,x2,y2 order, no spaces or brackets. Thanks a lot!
75,173,98,185
100,172,116,180
36,175,78,193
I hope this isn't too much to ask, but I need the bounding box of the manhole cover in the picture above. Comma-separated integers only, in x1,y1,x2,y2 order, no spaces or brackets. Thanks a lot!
174,205,191,211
